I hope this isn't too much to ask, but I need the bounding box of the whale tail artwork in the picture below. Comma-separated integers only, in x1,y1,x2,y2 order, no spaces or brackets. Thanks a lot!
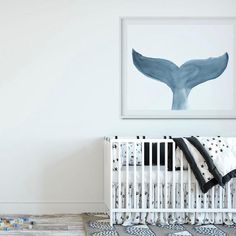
132,49,229,110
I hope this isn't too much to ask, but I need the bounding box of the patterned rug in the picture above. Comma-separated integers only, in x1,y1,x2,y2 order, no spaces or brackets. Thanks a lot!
82,213,236,236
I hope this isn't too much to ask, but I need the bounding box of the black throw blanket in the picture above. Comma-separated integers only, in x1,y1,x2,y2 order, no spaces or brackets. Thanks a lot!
173,137,224,193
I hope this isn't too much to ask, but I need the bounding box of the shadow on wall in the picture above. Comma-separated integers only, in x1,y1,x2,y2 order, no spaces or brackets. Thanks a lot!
39,138,104,213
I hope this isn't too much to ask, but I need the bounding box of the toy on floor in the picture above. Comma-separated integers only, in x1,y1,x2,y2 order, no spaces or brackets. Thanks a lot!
0,217,34,231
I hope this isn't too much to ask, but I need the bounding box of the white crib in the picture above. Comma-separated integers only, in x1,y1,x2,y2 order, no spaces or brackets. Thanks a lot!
104,137,236,226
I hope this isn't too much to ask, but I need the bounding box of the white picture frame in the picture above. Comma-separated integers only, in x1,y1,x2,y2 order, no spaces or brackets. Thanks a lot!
121,17,236,119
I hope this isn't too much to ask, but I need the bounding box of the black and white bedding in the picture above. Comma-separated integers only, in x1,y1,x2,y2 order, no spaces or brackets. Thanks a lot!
174,137,236,193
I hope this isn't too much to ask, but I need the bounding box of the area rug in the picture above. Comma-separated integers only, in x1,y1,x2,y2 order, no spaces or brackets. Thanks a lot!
82,213,236,236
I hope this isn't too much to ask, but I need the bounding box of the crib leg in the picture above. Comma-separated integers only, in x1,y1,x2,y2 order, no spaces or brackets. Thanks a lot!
110,211,113,227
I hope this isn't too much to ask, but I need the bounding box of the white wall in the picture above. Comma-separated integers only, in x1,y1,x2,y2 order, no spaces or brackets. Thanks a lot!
0,0,236,214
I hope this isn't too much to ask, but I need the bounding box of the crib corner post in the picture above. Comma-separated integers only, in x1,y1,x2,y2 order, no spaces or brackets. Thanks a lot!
110,211,113,227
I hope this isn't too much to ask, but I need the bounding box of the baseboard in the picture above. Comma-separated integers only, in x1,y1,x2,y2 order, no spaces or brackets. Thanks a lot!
0,202,105,215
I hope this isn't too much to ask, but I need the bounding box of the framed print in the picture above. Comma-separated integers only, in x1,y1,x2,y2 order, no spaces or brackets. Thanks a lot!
120,17,236,119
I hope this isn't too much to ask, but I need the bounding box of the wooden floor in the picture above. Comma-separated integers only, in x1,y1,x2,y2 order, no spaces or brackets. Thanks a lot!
0,215,85,236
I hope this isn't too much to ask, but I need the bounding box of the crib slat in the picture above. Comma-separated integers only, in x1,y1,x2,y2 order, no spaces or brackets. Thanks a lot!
126,143,129,209
188,164,191,208
196,182,199,209
149,142,153,209
211,186,215,220
233,181,236,210
195,182,199,209
110,141,114,224
165,142,168,209
227,182,231,209
118,143,121,209
220,186,223,209
211,186,215,209
172,143,175,209
142,142,145,208
134,142,137,209
204,192,207,209
157,142,160,209
180,151,184,209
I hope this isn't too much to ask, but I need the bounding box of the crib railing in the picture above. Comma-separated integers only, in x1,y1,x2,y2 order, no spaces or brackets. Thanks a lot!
104,137,236,225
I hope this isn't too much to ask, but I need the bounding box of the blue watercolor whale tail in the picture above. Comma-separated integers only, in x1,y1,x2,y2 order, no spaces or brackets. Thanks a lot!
132,49,229,110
